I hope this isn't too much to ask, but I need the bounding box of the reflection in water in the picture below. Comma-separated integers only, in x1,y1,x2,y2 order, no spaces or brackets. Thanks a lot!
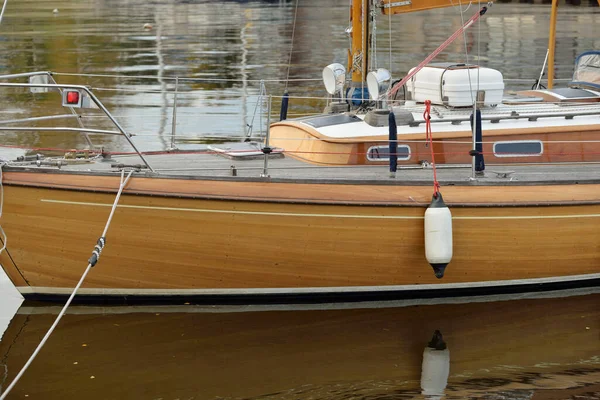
421,330,450,399
0,1,599,152
0,291,598,399
154,9,170,150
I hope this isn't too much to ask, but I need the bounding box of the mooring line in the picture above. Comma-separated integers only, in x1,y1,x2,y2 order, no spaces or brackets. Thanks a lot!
0,169,134,400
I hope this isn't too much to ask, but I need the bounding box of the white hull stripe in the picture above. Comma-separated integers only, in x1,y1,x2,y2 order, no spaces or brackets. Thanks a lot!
17,272,600,297
41,198,600,220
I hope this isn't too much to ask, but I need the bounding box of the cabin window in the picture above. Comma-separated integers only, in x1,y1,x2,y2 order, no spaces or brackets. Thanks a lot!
366,145,411,161
493,140,543,157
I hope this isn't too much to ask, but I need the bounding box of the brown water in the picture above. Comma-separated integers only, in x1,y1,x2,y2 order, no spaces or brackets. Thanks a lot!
0,0,598,152
1,291,599,399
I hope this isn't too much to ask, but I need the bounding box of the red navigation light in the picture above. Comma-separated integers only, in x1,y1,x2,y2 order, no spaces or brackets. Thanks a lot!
66,91,80,105
62,89,83,108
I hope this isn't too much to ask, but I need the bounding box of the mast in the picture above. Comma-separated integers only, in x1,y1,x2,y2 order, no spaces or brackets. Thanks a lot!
350,0,369,85
350,0,458,86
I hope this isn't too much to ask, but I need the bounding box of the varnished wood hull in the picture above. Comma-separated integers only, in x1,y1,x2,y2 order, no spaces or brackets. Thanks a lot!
1,171,600,300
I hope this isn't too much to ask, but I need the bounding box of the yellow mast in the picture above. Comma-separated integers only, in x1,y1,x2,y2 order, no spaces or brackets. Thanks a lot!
350,0,368,85
350,0,458,86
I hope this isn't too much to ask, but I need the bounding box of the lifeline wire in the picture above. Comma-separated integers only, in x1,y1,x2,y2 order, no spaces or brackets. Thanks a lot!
0,0,9,257
386,5,489,99
388,0,392,80
0,169,134,400
0,163,8,256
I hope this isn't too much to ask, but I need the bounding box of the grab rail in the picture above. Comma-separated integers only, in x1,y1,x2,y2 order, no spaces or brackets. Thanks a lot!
0,78,154,172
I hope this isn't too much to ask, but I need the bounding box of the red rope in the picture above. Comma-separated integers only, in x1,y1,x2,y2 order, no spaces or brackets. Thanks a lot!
387,6,488,99
424,100,440,196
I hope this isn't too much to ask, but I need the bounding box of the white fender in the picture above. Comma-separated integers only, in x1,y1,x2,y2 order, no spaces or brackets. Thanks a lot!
424,193,453,278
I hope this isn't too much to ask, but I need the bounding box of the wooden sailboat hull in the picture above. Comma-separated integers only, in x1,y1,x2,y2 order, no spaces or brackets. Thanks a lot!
1,171,599,301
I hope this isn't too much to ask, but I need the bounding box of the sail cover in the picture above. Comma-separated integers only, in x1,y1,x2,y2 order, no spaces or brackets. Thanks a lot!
570,51,600,90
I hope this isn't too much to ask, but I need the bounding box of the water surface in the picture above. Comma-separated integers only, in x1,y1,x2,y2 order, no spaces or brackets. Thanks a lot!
0,3,599,398
1,291,599,399
0,0,598,152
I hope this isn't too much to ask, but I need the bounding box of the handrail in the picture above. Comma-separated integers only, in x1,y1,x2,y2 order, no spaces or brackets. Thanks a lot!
406,108,600,127
0,126,124,136
0,71,53,80
0,114,78,125
0,81,154,172
0,71,95,148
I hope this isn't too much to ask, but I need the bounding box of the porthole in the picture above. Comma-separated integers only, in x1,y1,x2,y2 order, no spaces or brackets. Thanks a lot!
366,145,411,161
493,140,543,157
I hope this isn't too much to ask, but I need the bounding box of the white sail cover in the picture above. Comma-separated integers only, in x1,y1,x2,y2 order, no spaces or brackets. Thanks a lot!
571,51,600,90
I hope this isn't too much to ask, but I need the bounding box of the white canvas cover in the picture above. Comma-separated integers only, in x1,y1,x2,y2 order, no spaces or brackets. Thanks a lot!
571,51,600,90
407,63,504,107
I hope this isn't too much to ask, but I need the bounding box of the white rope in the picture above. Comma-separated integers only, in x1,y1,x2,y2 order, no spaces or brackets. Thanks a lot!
0,365,6,395
0,169,134,400
0,0,8,25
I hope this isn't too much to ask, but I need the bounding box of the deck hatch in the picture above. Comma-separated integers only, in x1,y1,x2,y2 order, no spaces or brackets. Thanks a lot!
493,140,543,157
299,114,362,128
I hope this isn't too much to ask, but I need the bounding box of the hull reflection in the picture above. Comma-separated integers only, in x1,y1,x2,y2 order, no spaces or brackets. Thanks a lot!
0,293,598,399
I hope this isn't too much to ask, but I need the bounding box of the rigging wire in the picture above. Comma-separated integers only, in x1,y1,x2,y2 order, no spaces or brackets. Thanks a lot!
284,0,299,91
0,0,9,262
386,6,489,99
388,0,393,81
456,0,481,178
371,2,377,70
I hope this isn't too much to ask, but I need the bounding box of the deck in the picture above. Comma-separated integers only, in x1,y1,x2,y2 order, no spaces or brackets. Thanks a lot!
4,147,600,186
